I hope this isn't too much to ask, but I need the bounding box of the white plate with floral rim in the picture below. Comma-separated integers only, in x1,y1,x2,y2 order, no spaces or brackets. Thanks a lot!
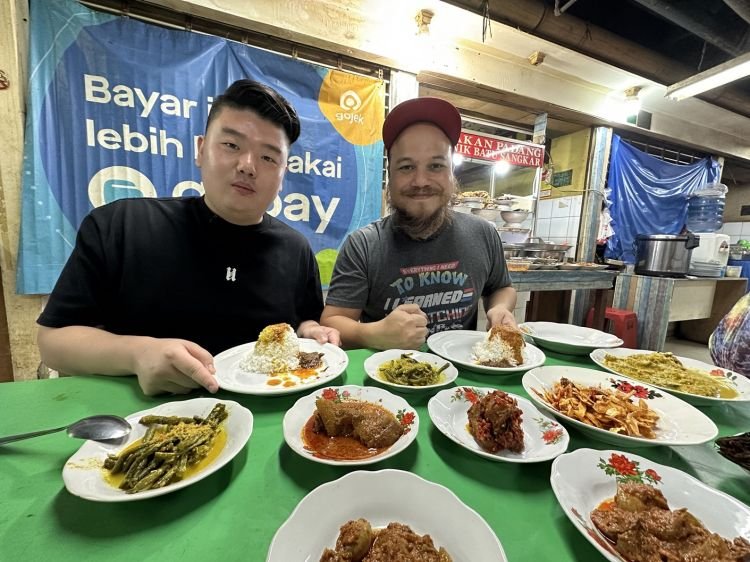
62,398,253,502
428,386,569,463
519,322,623,355
426,330,546,375
550,448,750,562
282,385,418,466
214,339,348,395
589,347,750,406
363,349,458,392
521,366,718,447
267,469,507,562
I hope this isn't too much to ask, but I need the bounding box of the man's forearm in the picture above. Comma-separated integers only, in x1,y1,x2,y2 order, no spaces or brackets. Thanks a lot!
485,286,517,314
37,325,148,376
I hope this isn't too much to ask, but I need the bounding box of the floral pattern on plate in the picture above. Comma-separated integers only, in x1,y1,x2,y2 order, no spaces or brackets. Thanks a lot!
282,385,419,466
522,365,718,447
428,386,569,463
550,448,750,562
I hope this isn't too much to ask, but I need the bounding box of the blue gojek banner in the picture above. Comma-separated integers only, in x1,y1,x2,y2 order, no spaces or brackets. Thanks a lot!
19,0,385,294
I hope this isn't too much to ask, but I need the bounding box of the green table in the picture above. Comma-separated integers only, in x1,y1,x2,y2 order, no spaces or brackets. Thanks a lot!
1,350,748,561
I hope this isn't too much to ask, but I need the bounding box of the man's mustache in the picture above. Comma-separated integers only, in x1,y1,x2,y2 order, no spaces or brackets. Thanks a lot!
403,187,442,196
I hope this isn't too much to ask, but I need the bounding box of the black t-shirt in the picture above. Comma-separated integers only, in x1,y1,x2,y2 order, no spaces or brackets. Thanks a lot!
38,197,324,355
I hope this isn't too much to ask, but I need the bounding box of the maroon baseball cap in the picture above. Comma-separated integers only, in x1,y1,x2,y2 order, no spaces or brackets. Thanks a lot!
382,97,462,151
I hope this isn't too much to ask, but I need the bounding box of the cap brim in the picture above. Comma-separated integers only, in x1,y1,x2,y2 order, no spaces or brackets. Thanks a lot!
383,97,461,151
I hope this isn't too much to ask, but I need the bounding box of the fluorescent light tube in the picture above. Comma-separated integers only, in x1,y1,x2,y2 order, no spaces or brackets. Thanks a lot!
666,52,750,100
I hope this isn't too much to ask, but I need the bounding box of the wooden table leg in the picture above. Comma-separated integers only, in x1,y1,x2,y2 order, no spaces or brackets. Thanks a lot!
592,289,606,331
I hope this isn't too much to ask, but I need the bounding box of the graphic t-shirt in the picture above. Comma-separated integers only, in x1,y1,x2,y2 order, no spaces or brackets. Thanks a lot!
325,212,512,334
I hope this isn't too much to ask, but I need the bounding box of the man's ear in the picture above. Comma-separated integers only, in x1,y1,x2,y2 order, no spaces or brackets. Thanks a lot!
195,135,205,167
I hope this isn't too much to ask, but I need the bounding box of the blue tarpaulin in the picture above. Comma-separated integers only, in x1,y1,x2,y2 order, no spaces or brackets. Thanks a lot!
605,134,719,263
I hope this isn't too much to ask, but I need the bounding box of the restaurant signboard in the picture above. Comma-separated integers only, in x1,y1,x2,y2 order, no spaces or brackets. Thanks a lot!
456,132,545,168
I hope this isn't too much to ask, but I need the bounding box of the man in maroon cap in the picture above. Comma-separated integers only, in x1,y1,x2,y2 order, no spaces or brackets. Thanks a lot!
321,97,517,350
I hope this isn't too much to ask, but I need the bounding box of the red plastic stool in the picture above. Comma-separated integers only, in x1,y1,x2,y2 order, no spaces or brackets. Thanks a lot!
586,307,638,349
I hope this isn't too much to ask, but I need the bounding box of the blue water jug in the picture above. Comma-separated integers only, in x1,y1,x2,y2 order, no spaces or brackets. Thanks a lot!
686,183,727,233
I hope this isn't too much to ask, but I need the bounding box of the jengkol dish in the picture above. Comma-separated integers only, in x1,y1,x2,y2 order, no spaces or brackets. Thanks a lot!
320,519,452,562
551,448,750,562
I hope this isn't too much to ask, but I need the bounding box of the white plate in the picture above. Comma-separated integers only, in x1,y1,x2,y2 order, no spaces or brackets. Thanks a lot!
590,347,750,405
267,469,507,562
521,366,718,447
428,386,569,463
282,385,418,466
550,448,750,562
426,330,546,374
62,398,253,502
363,350,458,392
214,339,348,395
520,322,623,355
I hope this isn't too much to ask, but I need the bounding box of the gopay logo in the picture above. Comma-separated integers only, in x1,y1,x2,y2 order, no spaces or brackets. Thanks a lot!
339,90,362,111
337,90,364,124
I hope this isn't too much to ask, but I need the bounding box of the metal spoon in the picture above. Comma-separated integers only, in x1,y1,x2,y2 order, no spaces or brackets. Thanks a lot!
0,415,132,445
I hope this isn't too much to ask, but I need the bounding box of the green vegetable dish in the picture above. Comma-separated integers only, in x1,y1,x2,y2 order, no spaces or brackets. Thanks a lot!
103,403,228,494
377,354,450,386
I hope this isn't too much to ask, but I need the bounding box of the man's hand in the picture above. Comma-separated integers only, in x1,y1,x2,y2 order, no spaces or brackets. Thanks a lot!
132,338,218,396
486,305,518,329
298,321,342,346
375,304,429,350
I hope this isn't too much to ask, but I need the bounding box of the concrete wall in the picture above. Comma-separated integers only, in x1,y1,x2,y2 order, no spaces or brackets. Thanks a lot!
0,0,43,381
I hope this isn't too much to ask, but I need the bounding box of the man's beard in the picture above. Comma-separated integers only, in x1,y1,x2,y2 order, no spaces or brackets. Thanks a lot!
389,190,453,241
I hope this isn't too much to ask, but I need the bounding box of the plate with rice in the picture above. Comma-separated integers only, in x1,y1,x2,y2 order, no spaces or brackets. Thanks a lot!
427,328,546,375
214,323,349,395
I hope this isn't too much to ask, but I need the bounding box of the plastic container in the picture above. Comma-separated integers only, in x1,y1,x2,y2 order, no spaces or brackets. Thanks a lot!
686,182,727,233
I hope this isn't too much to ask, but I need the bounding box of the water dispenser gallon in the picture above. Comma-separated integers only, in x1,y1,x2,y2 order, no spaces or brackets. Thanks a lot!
686,182,727,233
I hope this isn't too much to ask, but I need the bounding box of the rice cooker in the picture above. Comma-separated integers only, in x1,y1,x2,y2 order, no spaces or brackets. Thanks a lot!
634,233,699,278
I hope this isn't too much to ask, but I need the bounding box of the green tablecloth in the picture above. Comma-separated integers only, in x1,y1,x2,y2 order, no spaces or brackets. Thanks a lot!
1,349,748,561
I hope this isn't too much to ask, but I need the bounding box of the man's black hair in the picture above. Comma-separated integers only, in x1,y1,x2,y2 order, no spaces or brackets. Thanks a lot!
206,79,301,144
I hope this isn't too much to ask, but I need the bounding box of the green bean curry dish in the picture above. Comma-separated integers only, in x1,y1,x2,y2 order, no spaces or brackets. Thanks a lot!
103,403,228,494
377,353,450,386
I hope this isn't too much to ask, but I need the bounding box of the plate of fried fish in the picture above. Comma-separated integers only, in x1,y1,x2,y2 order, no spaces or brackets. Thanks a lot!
282,385,418,466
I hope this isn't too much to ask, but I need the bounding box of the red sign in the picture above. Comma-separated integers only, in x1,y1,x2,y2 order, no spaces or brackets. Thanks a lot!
456,131,545,168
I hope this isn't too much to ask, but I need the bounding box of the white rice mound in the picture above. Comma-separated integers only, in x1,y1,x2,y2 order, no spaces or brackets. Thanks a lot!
240,323,300,374
472,328,522,366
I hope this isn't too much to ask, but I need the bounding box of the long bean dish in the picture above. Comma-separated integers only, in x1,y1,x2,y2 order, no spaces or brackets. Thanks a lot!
602,352,738,399
103,403,228,493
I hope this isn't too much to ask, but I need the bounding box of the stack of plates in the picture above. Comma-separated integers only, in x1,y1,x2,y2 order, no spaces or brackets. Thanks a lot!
689,260,724,277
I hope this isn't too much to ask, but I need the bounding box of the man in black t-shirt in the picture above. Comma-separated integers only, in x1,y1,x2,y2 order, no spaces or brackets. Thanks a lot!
37,80,340,395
